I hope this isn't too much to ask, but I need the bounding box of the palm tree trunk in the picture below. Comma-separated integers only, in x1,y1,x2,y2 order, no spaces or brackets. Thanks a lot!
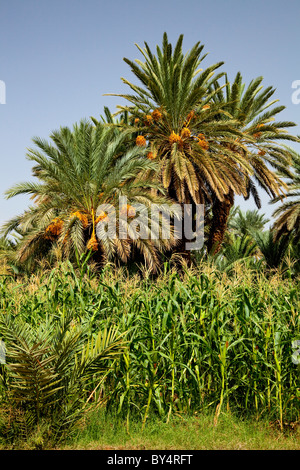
207,189,234,255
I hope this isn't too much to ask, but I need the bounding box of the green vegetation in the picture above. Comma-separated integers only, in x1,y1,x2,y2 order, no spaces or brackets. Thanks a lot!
0,33,299,449
0,261,299,448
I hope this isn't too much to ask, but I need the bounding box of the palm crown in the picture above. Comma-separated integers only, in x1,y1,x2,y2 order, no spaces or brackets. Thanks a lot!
107,33,252,206
2,119,179,272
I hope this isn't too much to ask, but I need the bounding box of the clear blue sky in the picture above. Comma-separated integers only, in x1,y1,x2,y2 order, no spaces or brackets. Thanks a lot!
1,0,299,231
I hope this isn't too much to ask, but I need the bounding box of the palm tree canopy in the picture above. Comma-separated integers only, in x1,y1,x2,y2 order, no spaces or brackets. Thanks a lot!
212,233,257,273
252,229,291,269
228,206,269,237
2,119,179,272
106,33,252,205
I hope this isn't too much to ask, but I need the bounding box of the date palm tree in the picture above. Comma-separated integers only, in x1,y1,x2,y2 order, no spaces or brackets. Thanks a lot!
252,229,291,269
0,311,127,446
213,233,257,273
206,72,299,253
107,33,299,256
1,119,179,272
228,206,269,237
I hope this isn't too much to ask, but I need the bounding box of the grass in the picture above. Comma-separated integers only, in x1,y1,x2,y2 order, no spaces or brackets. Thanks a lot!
62,408,300,450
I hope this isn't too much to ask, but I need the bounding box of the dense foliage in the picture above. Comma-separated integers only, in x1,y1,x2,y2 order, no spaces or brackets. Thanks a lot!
0,34,299,449
0,262,299,448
